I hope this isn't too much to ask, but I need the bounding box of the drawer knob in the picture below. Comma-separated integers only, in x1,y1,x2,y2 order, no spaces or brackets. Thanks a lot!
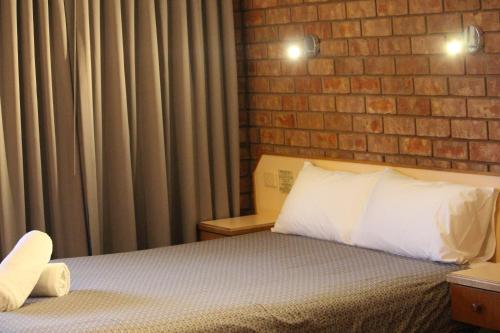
471,303,482,313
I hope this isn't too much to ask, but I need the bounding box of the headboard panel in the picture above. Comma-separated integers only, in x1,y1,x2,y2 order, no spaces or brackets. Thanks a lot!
253,154,500,263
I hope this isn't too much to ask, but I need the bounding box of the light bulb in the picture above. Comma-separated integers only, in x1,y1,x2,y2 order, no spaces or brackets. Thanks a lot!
446,39,463,56
287,45,302,60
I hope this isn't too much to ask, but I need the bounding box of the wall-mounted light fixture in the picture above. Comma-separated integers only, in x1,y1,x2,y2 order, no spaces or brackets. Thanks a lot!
286,34,320,60
445,25,483,56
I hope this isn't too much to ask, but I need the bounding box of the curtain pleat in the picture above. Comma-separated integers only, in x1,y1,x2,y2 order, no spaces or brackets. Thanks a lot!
0,0,240,258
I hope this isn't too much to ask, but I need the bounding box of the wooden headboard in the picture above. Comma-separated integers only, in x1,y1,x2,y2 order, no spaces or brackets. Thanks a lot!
253,154,500,263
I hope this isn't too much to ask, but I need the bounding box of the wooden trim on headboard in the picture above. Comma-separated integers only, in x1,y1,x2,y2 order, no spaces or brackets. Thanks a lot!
253,153,500,263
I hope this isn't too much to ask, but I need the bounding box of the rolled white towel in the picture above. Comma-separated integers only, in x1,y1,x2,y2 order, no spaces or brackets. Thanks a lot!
31,263,70,297
0,231,52,311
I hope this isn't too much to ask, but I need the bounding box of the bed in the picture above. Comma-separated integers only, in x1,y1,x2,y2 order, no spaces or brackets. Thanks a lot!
1,154,498,332
0,231,468,333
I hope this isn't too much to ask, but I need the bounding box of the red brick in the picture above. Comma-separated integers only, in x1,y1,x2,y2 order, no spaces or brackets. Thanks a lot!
346,0,376,18
416,118,450,137
281,60,307,76
396,56,429,75
409,0,443,13
308,58,334,75
444,0,480,11
379,37,411,55
254,60,281,76
335,58,364,75
470,142,500,162
252,26,279,42
297,112,324,129
362,18,392,36
349,38,379,56
324,113,353,131
367,135,398,154
260,128,284,144
249,94,282,110
353,115,383,133
417,158,451,169
427,14,462,33
309,95,335,111
384,116,416,135
386,155,417,165
463,12,500,32
397,97,431,115
325,150,354,159
249,111,272,126
310,132,338,149
393,16,426,35
482,0,500,9
247,77,270,92
295,78,322,93
339,133,367,151
266,8,290,24
411,36,446,54
351,77,381,94
332,21,361,38
322,77,350,94
273,112,297,128
291,5,317,22
431,97,466,117
466,55,500,75
270,78,295,93
400,137,432,156
266,43,285,59
321,40,348,56
449,77,486,96
336,96,366,113
382,77,413,95
429,56,465,75
376,0,408,16
354,152,384,162
487,78,500,96
244,10,266,26
365,57,395,75
283,95,308,111
485,33,500,53
453,161,488,172
414,77,448,95
278,24,304,41
284,129,310,147
488,121,500,140
318,3,346,20
245,44,268,59
433,141,468,159
467,99,500,118
304,22,332,39
451,120,488,139
253,0,279,8
366,96,396,114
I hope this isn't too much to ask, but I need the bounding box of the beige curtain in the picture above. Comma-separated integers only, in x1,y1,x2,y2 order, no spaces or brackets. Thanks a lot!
0,0,240,258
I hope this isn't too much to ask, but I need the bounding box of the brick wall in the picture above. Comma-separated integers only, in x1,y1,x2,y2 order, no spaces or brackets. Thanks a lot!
234,0,500,214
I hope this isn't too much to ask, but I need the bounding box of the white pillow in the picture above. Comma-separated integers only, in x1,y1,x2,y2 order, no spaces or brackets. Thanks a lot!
271,162,384,244
351,169,497,264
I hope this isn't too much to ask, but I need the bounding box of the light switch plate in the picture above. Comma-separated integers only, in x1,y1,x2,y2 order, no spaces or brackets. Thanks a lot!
278,169,294,193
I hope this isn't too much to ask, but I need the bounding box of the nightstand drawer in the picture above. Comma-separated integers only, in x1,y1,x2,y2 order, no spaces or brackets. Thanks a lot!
450,284,500,330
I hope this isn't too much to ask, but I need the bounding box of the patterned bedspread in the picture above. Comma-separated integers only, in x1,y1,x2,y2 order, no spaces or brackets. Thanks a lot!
0,231,468,332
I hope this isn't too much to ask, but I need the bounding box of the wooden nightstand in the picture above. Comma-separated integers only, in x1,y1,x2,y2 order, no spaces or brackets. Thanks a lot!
447,263,500,331
198,214,276,241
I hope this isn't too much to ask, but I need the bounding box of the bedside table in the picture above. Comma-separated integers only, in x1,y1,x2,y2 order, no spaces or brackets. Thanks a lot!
447,263,500,331
198,214,276,241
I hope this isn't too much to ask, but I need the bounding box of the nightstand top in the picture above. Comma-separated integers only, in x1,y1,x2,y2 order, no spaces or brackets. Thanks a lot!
198,214,276,236
447,263,500,293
